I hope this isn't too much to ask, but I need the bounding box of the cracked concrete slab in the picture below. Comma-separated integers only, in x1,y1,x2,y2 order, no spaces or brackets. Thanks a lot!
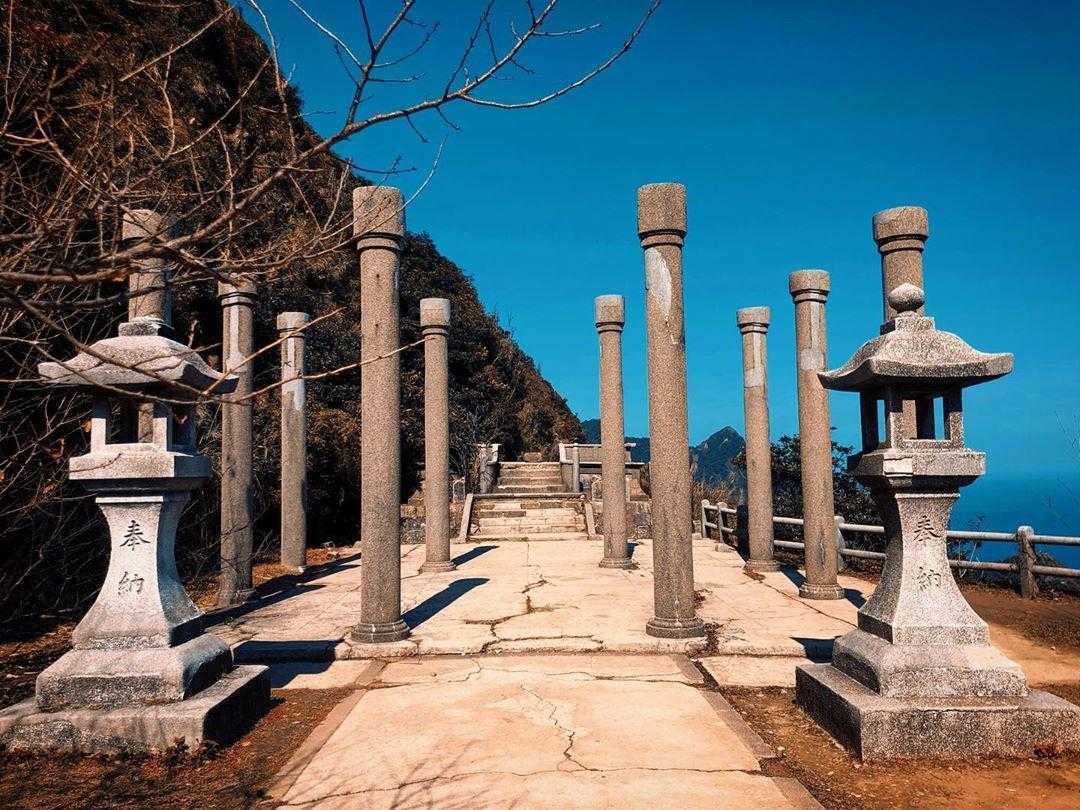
275,655,803,809
209,539,871,665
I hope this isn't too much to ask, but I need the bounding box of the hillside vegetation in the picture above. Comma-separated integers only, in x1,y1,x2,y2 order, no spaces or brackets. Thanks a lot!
0,0,581,628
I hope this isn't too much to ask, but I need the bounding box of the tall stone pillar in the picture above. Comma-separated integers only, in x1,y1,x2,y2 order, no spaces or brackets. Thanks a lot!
638,183,705,639
122,210,172,327
217,278,257,607
278,312,309,573
351,186,410,643
419,298,455,574
873,206,928,321
788,271,844,600
737,307,779,573
874,206,933,434
121,210,173,443
595,295,632,569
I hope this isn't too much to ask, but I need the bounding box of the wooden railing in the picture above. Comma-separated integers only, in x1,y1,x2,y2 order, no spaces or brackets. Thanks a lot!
700,500,1080,598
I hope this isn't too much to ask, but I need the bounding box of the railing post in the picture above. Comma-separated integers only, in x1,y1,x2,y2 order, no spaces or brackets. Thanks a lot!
835,514,847,573
700,499,710,540
1016,525,1038,599
717,501,729,546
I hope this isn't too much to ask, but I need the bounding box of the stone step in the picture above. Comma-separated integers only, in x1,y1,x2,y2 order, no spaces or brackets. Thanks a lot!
494,484,566,493
498,477,563,486
499,462,559,468
496,475,565,481
475,499,579,510
470,531,589,542
475,513,581,525
476,518,584,531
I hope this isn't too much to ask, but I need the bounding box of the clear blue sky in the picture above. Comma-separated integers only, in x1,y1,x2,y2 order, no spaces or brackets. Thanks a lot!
252,1,1080,532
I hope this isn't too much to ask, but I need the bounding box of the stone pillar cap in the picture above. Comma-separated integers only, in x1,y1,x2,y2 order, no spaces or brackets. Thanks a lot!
217,278,257,300
121,209,170,241
788,269,830,296
277,311,310,331
637,183,687,237
872,206,929,245
737,306,770,330
420,297,451,328
353,185,406,238
594,294,625,327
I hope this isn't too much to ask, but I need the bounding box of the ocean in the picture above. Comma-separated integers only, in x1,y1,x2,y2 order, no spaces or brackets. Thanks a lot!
949,471,1080,568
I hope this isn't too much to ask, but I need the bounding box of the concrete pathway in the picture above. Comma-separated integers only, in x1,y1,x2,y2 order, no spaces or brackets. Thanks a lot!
210,539,863,665
268,654,819,809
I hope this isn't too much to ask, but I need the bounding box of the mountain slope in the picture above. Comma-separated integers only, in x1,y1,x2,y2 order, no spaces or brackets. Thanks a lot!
0,0,582,623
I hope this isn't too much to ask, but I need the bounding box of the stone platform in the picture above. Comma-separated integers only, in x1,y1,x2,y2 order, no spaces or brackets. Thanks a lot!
796,662,1080,760
209,539,864,663
0,664,269,753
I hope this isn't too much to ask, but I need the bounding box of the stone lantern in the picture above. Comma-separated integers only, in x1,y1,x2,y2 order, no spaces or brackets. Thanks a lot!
0,317,269,752
796,278,1080,759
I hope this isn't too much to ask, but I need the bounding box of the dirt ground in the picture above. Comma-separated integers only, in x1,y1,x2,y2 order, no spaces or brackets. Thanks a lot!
725,686,1080,810
720,585,1080,810
0,687,347,810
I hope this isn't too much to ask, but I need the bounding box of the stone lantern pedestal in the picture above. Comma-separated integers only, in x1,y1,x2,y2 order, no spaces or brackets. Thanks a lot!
0,318,269,753
796,276,1080,760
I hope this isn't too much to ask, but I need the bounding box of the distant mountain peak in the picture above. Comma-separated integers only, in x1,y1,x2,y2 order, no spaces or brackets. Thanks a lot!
579,419,744,486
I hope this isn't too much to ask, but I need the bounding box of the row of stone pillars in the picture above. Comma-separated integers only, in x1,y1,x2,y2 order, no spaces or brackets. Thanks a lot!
122,211,316,608
730,206,933,599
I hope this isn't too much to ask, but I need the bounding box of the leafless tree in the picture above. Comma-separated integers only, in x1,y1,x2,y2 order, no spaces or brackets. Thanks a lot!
0,0,659,625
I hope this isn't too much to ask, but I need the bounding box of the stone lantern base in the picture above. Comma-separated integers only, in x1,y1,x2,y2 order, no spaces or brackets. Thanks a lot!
796,663,1080,760
0,664,268,754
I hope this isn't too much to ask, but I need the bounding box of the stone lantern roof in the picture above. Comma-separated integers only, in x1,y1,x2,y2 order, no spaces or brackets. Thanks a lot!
820,283,1012,392
38,319,235,397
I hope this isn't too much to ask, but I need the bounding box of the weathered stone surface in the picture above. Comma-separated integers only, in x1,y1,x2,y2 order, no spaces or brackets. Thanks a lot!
278,312,309,573
638,183,704,639
218,278,257,607
19,316,268,753
788,270,843,600
352,186,409,643
419,297,455,574
122,209,173,329
36,634,231,712
737,306,779,573
595,294,632,569
219,539,860,661
797,208,1078,761
0,665,269,754
797,663,1080,760
872,205,928,321
273,655,801,809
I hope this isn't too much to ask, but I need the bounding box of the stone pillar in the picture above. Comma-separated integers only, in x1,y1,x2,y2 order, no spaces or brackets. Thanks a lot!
122,210,173,443
351,186,409,643
571,444,581,493
217,279,257,607
595,295,632,569
788,271,844,600
737,307,779,573
873,206,928,321
278,312,309,573
638,183,705,639
419,298,455,574
122,210,172,328
874,206,933,432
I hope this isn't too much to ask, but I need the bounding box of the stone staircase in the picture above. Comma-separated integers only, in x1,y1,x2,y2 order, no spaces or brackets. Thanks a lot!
470,462,587,541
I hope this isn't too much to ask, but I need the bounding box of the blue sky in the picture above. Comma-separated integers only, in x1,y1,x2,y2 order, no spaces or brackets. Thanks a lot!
250,1,1080,532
